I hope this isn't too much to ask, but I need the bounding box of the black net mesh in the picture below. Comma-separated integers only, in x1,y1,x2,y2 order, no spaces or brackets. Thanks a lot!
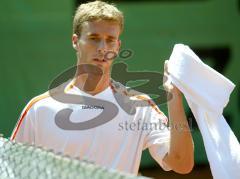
0,137,149,179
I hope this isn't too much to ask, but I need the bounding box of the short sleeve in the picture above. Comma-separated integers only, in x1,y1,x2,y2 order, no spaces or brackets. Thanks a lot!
143,104,172,171
11,106,35,144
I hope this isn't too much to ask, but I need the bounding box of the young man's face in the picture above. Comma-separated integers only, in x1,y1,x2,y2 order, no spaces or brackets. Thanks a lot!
72,19,121,74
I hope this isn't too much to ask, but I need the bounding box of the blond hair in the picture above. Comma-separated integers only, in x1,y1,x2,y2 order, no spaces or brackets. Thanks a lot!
73,1,124,37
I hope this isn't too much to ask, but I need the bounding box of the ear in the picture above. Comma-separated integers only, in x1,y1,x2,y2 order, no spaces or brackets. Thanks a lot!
72,34,79,50
117,39,121,54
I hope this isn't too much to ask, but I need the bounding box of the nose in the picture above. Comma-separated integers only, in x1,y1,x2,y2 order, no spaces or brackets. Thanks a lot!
97,40,107,55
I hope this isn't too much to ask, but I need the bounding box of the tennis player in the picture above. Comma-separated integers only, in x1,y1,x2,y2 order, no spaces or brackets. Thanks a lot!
11,0,194,175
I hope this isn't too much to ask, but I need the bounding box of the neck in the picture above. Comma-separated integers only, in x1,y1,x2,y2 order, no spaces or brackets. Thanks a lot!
73,72,110,95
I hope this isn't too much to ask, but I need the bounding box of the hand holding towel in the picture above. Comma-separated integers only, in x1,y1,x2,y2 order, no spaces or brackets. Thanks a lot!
168,44,240,179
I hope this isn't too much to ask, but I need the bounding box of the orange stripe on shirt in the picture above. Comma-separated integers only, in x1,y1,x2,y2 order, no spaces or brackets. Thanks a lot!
109,80,167,122
136,95,168,124
10,82,75,141
136,95,163,115
10,92,50,141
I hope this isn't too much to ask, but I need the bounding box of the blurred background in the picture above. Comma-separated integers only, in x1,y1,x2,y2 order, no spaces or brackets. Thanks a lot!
0,0,239,178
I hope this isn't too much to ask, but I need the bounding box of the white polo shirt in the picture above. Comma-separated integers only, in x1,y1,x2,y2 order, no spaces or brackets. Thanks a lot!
11,80,171,175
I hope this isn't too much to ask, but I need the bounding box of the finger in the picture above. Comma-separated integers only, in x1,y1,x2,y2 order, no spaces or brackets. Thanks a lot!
164,60,170,75
163,73,168,84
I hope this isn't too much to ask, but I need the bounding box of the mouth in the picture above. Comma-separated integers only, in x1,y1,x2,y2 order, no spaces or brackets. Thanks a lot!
93,58,107,63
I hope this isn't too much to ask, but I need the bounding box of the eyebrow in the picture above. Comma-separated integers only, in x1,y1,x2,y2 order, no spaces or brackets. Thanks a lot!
88,33,100,37
87,33,117,40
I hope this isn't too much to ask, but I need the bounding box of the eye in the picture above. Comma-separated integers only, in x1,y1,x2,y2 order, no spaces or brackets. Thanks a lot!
106,38,116,43
89,36,100,41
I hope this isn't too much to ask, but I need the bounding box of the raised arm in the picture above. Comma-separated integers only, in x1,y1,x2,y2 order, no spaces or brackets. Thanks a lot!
162,60,194,174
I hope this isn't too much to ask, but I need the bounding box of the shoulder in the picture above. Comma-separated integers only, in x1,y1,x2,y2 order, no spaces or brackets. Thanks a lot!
110,79,167,121
23,81,72,113
22,91,50,113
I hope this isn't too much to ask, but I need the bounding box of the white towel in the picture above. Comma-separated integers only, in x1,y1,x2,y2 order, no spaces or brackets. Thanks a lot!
168,44,240,179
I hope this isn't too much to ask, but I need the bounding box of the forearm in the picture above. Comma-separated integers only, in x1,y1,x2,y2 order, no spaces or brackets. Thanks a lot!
165,92,194,173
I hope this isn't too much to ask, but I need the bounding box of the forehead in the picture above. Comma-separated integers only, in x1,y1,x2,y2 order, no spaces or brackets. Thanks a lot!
81,20,121,38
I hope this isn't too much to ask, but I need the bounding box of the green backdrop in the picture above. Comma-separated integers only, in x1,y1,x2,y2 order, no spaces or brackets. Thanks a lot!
0,0,239,168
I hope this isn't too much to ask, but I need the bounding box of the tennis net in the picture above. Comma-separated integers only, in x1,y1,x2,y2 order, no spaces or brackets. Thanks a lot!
0,137,149,179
